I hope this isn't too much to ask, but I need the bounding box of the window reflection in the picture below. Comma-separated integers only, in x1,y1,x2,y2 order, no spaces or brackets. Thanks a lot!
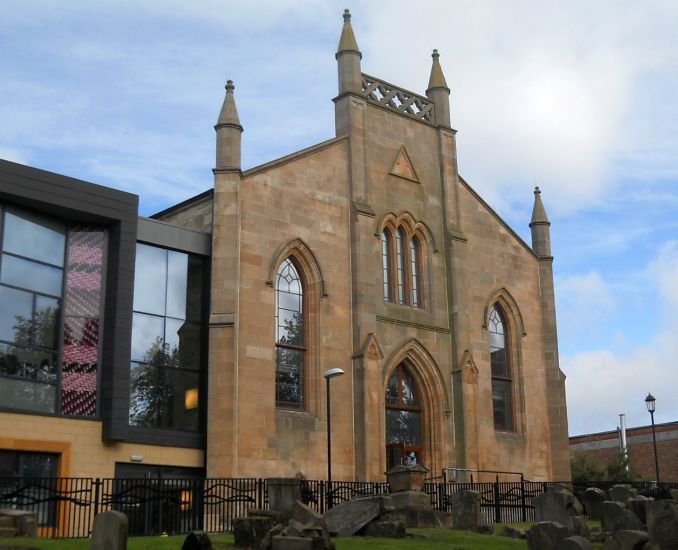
385,364,423,470
489,305,513,431
275,259,305,409
0,206,65,415
129,243,205,432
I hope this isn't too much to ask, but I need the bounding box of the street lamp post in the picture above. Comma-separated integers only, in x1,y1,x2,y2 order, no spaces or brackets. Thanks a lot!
324,367,345,510
644,393,660,491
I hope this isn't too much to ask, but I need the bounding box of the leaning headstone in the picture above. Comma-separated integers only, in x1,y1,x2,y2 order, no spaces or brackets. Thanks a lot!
601,501,626,532
627,495,653,525
612,509,643,534
614,529,649,550
89,510,128,550
323,496,381,537
526,521,569,550
581,487,608,520
534,488,583,535
646,499,678,550
448,490,481,531
556,535,594,550
181,530,212,550
609,485,637,505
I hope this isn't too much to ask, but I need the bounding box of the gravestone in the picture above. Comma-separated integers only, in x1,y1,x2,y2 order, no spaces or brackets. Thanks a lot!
448,490,481,531
0,509,37,537
526,521,569,550
627,495,653,525
612,509,642,534
601,501,626,532
581,488,608,520
534,488,584,535
556,535,594,549
646,499,678,550
268,478,301,519
614,529,649,550
181,530,212,550
89,510,128,550
609,485,637,505
323,497,381,537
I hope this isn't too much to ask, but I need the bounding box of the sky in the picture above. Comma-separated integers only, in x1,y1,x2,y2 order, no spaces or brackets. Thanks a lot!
1,0,677,436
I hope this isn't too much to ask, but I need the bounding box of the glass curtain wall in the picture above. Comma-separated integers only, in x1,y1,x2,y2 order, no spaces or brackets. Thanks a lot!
129,243,205,431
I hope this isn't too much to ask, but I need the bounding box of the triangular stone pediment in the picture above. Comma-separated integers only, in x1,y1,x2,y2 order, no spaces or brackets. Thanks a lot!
389,146,419,183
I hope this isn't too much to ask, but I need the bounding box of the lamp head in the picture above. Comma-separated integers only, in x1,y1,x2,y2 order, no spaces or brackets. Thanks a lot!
645,393,656,413
324,368,345,380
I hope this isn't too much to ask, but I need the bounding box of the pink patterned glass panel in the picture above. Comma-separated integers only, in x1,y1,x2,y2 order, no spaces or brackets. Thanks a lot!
61,227,104,416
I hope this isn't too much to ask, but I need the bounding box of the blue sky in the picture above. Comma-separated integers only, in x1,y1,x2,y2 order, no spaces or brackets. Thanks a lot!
1,1,676,435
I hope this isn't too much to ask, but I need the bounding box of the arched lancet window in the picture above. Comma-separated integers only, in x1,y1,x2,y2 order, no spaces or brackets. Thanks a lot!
395,228,406,305
380,217,427,310
381,229,393,302
489,305,513,431
410,237,421,308
275,258,305,409
385,364,423,469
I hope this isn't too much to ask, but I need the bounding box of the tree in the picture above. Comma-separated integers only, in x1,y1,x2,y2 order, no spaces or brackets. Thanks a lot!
570,450,605,482
605,452,639,482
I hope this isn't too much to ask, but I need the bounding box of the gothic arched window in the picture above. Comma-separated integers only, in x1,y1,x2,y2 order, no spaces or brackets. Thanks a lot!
275,258,305,409
489,305,513,431
381,218,427,309
385,364,423,469
381,229,393,302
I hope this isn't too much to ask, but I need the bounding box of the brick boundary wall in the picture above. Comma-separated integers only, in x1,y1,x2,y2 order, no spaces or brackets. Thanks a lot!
570,421,678,482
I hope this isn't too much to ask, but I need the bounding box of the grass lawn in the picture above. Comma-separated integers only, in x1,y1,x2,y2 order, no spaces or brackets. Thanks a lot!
0,529,531,550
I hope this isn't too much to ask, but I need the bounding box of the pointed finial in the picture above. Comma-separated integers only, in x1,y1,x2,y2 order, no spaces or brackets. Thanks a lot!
216,78,242,129
427,48,449,91
337,8,361,55
530,185,550,225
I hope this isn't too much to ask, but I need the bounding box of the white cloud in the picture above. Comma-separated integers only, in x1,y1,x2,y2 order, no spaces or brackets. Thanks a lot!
564,241,678,434
557,271,616,336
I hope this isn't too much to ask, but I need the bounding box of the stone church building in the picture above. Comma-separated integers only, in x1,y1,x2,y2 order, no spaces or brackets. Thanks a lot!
0,11,569,486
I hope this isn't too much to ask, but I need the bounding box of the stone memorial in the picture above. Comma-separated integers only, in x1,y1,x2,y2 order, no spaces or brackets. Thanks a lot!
609,485,637,505
601,501,626,533
89,510,128,550
448,490,481,531
627,495,653,525
0,509,37,538
323,496,381,537
580,487,608,520
614,529,649,550
268,478,302,519
646,499,678,550
534,488,584,535
612,509,642,534
526,521,569,550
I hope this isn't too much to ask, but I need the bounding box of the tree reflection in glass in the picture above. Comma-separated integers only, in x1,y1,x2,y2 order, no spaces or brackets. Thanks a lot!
385,364,423,470
275,259,305,409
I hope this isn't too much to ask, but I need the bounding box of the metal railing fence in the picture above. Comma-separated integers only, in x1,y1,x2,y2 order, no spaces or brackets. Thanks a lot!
1,477,676,538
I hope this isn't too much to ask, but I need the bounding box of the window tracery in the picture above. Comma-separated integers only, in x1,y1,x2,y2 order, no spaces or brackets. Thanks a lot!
381,217,427,309
489,305,513,431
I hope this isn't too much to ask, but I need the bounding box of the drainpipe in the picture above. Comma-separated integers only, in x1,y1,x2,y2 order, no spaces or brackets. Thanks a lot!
619,414,629,474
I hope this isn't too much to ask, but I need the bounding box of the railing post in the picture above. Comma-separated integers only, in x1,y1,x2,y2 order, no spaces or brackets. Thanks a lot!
494,476,501,524
93,478,101,519
520,474,527,522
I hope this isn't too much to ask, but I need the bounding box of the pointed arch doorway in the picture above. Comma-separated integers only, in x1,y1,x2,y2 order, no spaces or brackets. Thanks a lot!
385,363,424,470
